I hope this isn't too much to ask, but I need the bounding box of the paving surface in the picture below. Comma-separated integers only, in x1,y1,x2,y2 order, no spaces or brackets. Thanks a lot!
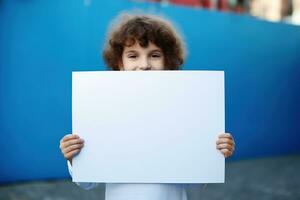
1,155,300,200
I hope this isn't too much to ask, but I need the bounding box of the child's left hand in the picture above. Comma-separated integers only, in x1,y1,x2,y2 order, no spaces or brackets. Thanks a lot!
216,133,235,158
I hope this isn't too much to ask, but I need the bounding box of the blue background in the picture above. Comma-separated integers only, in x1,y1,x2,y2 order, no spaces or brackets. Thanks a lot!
1,0,300,183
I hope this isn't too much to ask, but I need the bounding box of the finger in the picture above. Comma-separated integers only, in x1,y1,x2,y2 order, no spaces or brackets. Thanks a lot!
218,133,232,139
63,143,84,154
217,143,233,150
64,149,81,160
61,134,79,143
61,138,84,150
216,138,234,145
217,145,234,153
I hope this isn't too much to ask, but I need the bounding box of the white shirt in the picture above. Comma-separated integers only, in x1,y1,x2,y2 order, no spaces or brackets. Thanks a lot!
67,161,187,200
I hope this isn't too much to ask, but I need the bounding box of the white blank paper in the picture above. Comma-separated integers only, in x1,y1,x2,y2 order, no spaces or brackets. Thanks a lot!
72,70,225,183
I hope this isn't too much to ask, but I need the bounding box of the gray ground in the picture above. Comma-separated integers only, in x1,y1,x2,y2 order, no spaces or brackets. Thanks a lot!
1,154,300,200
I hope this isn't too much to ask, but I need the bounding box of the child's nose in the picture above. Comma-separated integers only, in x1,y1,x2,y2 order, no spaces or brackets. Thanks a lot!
138,58,151,70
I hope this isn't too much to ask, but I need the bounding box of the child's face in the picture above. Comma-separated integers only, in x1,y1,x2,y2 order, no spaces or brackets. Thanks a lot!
120,42,165,71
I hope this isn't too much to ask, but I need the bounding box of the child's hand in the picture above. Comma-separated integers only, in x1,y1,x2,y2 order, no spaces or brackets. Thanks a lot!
216,133,235,158
59,134,84,165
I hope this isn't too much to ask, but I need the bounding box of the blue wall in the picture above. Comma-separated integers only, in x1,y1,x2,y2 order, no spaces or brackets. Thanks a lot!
1,0,300,183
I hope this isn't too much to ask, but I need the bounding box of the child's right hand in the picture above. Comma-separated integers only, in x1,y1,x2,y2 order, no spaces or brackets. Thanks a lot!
59,134,84,165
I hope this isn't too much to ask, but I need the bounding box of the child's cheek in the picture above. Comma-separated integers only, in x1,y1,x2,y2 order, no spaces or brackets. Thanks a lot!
151,60,164,70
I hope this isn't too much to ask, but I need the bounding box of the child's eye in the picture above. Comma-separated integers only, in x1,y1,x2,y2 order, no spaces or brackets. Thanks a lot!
151,54,161,58
127,55,137,59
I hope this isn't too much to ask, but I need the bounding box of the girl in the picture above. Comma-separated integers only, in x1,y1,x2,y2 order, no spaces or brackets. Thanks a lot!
59,13,235,200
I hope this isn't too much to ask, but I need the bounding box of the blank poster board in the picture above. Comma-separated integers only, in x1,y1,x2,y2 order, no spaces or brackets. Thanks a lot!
72,71,225,183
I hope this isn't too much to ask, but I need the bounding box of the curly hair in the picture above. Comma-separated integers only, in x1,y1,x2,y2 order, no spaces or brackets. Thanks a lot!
103,13,186,70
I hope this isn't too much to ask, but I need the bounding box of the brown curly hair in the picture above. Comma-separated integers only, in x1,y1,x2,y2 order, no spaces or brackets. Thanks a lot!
103,13,186,70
